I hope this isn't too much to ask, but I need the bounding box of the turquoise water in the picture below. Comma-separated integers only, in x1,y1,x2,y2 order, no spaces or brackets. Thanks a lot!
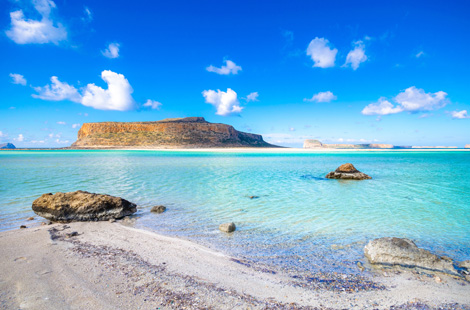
1,150,469,273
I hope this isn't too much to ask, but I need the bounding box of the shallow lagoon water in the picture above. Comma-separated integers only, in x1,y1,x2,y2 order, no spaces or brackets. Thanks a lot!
1,150,469,273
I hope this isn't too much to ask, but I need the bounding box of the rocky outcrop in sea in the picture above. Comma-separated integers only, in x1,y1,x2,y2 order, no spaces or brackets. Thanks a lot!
325,163,371,180
32,190,137,222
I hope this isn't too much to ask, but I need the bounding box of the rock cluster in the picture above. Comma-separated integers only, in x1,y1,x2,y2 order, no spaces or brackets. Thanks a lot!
32,190,137,222
325,163,371,180
364,237,459,276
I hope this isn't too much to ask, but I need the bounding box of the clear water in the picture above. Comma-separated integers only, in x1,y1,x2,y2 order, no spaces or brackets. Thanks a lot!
1,150,469,273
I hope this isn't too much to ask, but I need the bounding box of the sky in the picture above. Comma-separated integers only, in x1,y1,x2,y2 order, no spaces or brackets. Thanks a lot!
1,0,469,148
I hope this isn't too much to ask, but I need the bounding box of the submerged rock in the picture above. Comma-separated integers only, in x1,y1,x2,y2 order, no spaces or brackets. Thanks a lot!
32,190,137,222
219,222,236,233
325,163,371,180
364,237,459,276
459,260,470,270
151,205,166,213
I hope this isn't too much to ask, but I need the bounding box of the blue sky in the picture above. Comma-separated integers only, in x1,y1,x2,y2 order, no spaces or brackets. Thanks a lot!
1,0,469,147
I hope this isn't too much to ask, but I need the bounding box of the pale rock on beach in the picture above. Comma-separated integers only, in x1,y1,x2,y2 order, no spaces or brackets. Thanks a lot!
32,190,137,222
219,222,236,232
364,237,459,276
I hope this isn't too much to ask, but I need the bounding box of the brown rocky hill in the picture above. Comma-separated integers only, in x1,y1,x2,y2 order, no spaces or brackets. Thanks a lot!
71,117,276,148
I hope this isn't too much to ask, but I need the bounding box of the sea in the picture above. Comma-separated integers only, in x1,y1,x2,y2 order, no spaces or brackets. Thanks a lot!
1,150,469,274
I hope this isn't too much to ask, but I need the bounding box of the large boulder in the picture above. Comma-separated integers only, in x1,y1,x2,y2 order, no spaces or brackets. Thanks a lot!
364,237,459,276
32,190,137,222
325,163,371,180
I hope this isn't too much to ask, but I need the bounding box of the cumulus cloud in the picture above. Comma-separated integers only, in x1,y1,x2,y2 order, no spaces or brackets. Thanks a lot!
32,76,81,102
304,91,337,103
245,92,259,102
32,70,137,111
10,73,27,86
57,121,66,125
206,60,242,75
143,99,162,110
362,87,449,116
306,37,337,68
450,110,469,119
344,40,367,70
81,70,135,111
102,43,120,59
72,123,81,128
14,134,24,142
202,88,243,116
362,98,403,115
5,0,67,45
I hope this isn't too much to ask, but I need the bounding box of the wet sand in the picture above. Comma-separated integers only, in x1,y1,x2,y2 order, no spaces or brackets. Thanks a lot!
1,221,469,309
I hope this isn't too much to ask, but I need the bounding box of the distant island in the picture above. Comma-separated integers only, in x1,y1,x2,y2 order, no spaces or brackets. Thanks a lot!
71,117,276,149
0,143,16,149
303,139,461,149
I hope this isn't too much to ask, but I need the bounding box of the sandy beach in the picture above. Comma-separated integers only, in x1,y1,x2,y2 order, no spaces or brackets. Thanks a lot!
1,221,469,309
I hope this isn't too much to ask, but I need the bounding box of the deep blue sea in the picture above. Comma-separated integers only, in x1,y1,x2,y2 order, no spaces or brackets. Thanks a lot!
1,150,469,273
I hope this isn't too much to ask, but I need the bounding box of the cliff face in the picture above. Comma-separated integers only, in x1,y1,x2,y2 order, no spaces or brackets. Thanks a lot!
72,117,274,148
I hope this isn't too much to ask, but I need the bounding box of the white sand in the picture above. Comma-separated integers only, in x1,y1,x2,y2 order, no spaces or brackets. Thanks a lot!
1,222,469,309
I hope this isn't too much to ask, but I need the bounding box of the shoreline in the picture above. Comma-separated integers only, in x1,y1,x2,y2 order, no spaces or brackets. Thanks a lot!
1,222,469,309
2,147,470,153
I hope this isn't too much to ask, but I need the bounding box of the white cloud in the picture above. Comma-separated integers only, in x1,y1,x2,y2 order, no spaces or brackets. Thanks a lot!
55,139,69,144
202,88,243,116
344,40,367,70
32,76,81,102
31,140,45,143
246,92,259,102
0,131,6,138
362,87,449,116
57,121,66,125
206,60,242,75
5,0,67,45
416,51,425,58
362,98,403,115
289,127,295,131
83,7,92,22
10,73,27,85
306,37,337,68
304,91,337,103
143,99,162,110
72,123,81,128
450,110,469,119
81,70,135,111
395,86,448,112
33,71,136,111
14,134,24,142
102,43,120,59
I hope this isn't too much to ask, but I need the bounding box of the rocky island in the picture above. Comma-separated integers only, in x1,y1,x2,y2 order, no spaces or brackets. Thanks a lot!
71,117,275,149
0,143,16,149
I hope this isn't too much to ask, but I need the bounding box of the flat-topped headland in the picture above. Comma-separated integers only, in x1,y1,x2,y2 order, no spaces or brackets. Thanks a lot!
71,117,276,149
304,139,460,150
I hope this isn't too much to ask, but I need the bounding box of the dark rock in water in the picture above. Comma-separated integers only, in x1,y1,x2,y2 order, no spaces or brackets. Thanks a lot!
326,163,371,180
20,225,27,229
27,217,34,221
219,222,236,233
248,196,259,199
364,237,459,276
0,143,16,149
150,205,166,213
32,190,137,222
